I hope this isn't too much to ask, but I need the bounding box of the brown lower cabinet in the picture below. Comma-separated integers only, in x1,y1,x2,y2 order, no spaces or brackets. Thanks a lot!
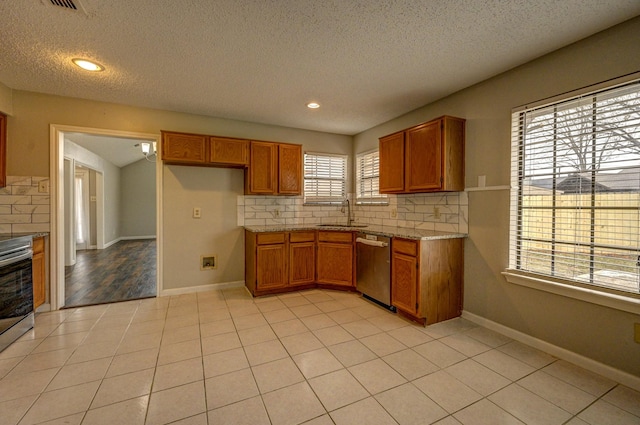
245,230,354,296
289,232,316,286
391,237,464,325
246,230,464,327
32,236,46,309
316,231,354,288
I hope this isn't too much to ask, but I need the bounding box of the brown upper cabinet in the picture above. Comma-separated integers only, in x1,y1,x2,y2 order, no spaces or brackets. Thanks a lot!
161,131,208,165
210,136,249,166
161,131,301,195
379,116,465,194
161,131,249,167
246,141,302,195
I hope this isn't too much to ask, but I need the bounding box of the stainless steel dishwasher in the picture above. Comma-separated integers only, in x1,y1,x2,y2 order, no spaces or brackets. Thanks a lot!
355,233,395,311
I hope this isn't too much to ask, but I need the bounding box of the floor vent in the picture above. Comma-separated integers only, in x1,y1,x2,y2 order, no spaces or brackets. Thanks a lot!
44,0,88,14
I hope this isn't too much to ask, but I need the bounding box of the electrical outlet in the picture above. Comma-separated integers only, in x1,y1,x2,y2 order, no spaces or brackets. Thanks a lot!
635,323,640,344
193,207,201,218
390,208,397,218
201,255,217,270
433,206,441,219
274,208,280,217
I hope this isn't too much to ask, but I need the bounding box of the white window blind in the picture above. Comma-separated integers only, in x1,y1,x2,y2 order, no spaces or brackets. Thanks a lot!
304,152,347,203
509,80,640,295
356,150,387,204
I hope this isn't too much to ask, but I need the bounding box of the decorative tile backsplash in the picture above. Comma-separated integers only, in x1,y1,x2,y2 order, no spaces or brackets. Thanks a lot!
0,176,51,234
238,191,468,233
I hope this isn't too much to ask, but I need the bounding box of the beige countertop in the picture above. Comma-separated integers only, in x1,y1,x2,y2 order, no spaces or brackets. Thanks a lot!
243,224,467,240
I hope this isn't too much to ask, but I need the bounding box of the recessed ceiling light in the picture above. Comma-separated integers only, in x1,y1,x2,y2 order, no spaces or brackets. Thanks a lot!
307,102,320,109
72,58,104,72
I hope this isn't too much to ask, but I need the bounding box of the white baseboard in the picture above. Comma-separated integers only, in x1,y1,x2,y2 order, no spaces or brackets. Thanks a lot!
35,303,52,313
461,311,640,392
103,238,120,249
120,235,157,240
160,281,246,297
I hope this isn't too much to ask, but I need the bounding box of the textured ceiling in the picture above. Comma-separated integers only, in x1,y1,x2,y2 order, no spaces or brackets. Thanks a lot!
1,1,639,136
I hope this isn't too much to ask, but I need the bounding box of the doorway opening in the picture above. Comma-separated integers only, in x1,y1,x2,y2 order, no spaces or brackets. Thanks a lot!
50,125,162,310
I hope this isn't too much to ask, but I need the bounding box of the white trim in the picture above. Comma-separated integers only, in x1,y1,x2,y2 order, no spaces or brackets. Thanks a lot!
513,71,640,112
35,303,51,313
103,238,120,249
155,137,163,297
465,185,510,192
160,280,245,297
462,310,640,392
503,270,640,315
50,124,161,310
120,235,157,240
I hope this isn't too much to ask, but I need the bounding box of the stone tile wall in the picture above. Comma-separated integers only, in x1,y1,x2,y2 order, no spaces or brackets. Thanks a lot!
238,191,468,233
0,176,51,234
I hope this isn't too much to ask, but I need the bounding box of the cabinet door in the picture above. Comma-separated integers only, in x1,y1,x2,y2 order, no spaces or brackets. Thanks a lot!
317,242,353,287
278,144,302,195
379,131,405,193
391,252,418,315
161,132,208,164
256,244,287,290
32,237,45,309
289,242,315,286
210,136,248,166
248,141,278,194
405,120,442,192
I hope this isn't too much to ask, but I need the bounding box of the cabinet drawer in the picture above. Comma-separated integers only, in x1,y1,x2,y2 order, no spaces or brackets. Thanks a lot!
289,231,315,243
318,231,352,243
256,232,285,245
393,238,418,256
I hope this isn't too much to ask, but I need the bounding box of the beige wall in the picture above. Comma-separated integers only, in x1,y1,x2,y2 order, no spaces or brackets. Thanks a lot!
4,90,351,294
121,158,156,237
354,17,640,376
0,82,12,116
6,91,351,178
163,165,245,289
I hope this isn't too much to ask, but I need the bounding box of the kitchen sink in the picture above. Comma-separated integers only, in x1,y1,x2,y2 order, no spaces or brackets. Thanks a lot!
317,224,368,228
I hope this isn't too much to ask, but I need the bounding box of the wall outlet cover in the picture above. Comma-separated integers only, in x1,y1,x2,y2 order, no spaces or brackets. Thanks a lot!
201,255,217,270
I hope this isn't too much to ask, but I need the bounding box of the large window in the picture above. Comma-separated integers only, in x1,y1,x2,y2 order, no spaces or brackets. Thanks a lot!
355,150,387,204
510,80,640,295
304,152,347,204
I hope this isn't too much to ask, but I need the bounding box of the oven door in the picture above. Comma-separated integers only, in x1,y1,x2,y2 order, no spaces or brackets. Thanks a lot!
0,252,34,334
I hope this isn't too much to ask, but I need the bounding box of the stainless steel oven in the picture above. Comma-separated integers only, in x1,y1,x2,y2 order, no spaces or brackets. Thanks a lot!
0,235,34,352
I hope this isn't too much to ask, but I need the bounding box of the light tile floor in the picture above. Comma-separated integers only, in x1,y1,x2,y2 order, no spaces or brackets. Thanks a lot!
0,288,639,425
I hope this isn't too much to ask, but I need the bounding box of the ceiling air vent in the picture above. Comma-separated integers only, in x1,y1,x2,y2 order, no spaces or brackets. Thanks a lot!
43,0,88,14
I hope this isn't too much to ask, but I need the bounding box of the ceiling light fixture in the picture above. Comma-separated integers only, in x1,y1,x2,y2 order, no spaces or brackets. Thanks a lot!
139,142,157,162
307,102,320,109
72,58,104,72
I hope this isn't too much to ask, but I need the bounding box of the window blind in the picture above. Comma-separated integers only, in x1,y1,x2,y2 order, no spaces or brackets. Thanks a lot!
304,152,347,203
509,80,640,294
356,149,387,203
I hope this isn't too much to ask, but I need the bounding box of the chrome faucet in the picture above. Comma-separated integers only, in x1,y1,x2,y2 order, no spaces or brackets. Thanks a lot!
344,198,352,226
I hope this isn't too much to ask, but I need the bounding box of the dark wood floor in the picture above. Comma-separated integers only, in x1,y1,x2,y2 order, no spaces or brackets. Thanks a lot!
64,239,157,308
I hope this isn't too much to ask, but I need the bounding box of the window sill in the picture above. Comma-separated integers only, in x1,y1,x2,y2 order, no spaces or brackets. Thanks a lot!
502,269,640,315
355,201,389,206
